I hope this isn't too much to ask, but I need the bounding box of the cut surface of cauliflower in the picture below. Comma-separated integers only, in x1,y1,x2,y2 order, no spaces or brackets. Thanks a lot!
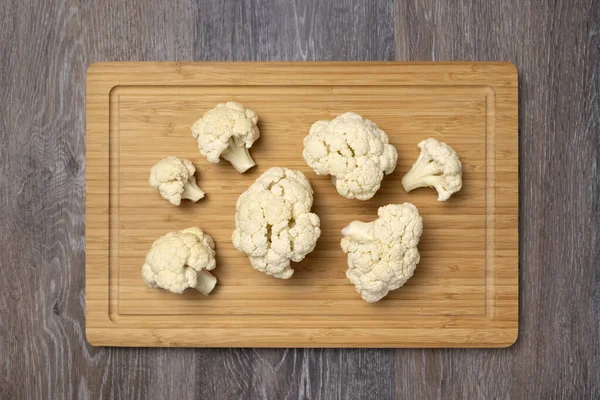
191,101,259,173
341,203,423,303
149,157,205,206
401,138,462,201
141,227,217,295
232,167,321,279
303,112,398,200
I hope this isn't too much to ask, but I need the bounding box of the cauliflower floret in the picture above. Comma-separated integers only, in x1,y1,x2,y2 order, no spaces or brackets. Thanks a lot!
149,157,205,206
141,227,217,295
232,167,321,279
341,203,423,303
191,101,260,173
401,138,462,201
303,112,398,200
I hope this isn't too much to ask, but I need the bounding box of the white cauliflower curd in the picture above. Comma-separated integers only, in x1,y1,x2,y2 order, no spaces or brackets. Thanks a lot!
341,203,423,303
141,227,217,295
191,101,260,173
149,157,205,206
302,112,398,200
232,167,321,279
401,138,462,201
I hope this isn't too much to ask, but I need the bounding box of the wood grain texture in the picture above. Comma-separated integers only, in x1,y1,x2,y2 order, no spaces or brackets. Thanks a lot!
86,62,518,347
0,0,597,398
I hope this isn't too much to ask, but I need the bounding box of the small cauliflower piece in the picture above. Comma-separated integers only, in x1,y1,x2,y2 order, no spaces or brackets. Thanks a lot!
341,203,423,303
149,157,205,206
232,167,321,279
303,112,398,200
401,138,462,201
191,101,260,173
141,227,217,295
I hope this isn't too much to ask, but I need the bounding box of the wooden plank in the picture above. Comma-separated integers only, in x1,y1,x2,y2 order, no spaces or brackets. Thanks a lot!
86,62,518,347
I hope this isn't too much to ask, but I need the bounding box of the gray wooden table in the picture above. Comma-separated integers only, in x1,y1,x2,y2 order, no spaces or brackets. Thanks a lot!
1,0,598,398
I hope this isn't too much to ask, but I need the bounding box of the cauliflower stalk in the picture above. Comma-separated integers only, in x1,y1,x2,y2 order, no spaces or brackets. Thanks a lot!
232,167,321,279
303,112,398,200
191,101,260,173
141,227,217,295
401,138,463,201
149,157,205,206
341,203,423,303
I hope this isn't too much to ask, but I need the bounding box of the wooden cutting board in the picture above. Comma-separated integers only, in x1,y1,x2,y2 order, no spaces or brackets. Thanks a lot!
86,62,518,347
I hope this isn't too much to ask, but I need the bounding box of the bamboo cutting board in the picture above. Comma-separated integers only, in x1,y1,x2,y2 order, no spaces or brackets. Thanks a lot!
86,62,518,348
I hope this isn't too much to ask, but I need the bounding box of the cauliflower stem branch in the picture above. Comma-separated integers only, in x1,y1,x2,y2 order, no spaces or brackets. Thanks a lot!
195,269,217,295
341,221,375,243
401,157,440,192
222,141,256,173
182,176,205,202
